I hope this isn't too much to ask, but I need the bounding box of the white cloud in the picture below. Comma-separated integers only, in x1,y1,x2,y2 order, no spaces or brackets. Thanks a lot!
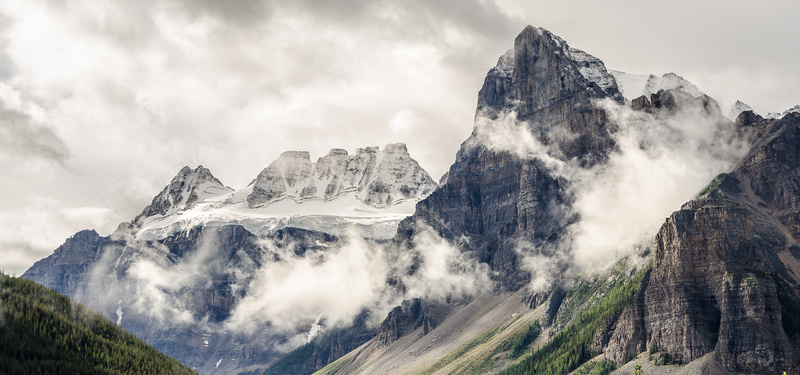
469,92,749,287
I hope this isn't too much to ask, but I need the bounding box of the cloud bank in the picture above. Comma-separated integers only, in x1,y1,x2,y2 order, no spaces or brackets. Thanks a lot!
470,90,749,288
81,223,491,354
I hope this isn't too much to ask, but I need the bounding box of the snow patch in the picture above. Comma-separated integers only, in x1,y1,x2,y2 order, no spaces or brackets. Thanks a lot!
609,71,651,102
307,313,325,343
115,300,123,325
728,100,754,121
610,71,704,101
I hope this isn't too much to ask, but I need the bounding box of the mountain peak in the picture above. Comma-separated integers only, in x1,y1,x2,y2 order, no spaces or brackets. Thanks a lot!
729,100,755,120
470,25,623,166
246,144,436,208
643,72,703,98
135,165,232,223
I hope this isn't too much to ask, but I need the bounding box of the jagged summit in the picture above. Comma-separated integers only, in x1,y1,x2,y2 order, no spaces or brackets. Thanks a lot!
611,71,704,102
767,104,800,119
478,25,623,118
729,100,755,120
135,165,232,223
246,143,436,209
130,143,436,240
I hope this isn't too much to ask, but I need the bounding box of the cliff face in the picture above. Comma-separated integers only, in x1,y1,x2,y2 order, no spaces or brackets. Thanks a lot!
247,143,436,208
606,113,800,373
22,230,115,298
400,26,622,290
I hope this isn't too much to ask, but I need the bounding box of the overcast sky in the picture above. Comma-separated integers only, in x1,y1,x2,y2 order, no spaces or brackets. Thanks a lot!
1,0,799,275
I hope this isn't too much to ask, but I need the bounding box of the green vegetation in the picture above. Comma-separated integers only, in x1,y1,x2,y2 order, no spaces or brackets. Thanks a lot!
497,264,650,375
312,353,351,375
572,359,616,375
449,319,540,375
0,273,194,375
262,340,316,375
647,346,681,365
508,321,541,359
697,173,726,196
416,323,507,375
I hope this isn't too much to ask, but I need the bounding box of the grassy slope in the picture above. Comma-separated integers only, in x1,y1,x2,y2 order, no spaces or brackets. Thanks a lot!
0,273,195,375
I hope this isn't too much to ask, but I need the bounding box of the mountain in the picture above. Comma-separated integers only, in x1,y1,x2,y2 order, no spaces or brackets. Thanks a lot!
20,24,800,375
0,272,195,375
605,112,800,372
134,144,435,241
304,26,800,375
23,143,437,375
610,71,703,102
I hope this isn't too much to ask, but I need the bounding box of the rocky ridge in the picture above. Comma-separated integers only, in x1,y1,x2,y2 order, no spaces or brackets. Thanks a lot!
246,143,435,209
602,112,800,373
23,143,437,375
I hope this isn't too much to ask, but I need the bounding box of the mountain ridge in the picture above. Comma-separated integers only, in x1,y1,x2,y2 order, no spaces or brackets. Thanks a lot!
20,24,800,375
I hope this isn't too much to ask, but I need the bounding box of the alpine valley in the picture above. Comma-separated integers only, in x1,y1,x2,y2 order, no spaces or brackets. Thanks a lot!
22,26,800,375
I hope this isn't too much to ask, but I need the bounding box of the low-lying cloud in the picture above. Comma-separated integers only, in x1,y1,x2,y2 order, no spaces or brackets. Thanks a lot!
82,222,492,354
470,90,750,287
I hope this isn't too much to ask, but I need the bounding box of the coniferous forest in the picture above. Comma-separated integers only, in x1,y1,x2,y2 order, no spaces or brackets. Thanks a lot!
0,272,195,375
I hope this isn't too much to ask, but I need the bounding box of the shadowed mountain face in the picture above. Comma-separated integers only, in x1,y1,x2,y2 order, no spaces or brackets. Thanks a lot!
399,25,624,291
23,144,439,375
606,113,800,372
20,24,800,375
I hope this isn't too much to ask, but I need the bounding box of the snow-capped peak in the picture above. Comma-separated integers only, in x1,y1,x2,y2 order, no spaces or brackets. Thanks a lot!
644,72,703,98
246,143,436,209
766,105,800,120
728,100,755,121
611,71,704,102
535,27,620,97
134,144,437,241
135,165,232,223
564,47,619,97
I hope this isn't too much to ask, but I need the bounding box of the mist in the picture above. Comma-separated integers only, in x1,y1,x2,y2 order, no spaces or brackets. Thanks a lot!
470,89,750,288
80,222,492,354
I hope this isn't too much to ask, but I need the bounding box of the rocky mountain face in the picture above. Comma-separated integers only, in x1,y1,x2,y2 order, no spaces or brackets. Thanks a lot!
136,166,233,222
400,25,623,291
247,143,435,208
325,26,800,375
21,24,800,375
23,144,437,375
603,114,800,373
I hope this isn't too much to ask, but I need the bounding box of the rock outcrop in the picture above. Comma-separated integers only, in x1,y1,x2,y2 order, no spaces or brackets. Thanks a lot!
22,230,115,297
247,143,436,208
400,25,622,290
606,113,800,373
136,165,232,222
377,298,436,347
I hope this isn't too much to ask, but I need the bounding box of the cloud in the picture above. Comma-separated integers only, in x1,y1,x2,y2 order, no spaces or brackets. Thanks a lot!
570,96,748,271
0,83,70,163
0,197,112,276
469,90,750,287
77,222,491,354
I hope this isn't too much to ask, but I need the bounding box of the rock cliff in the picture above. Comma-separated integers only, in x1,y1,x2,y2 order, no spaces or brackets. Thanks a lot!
605,114,800,373
247,143,436,208
400,25,622,291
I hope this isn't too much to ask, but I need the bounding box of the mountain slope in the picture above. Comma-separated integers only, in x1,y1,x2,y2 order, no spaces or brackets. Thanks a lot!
135,144,436,241
23,143,438,375
0,272,194,375
307,25,800,375
605,113,800,373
